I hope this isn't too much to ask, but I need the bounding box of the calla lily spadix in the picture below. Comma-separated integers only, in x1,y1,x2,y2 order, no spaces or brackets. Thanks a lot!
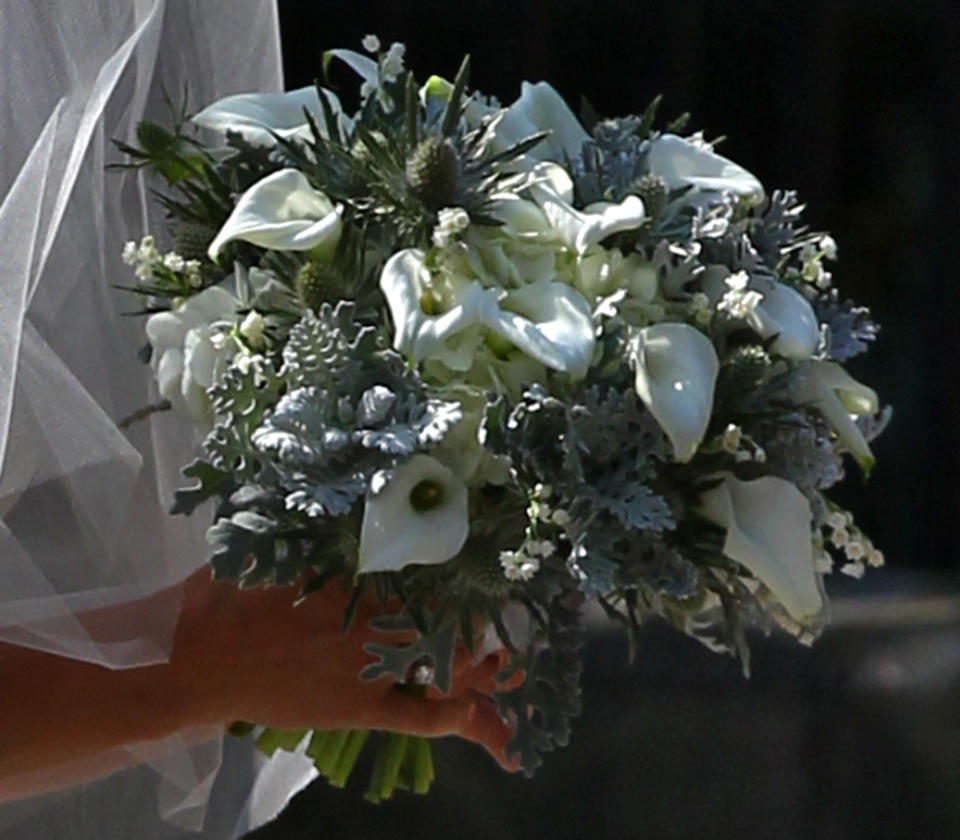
490,81,591,163
797,361,880,473
380,249,596,378
631,322,719,462
208,168,342,261
358,454,469,574
698,473,822,621
192,86,351,147
647,134,764,199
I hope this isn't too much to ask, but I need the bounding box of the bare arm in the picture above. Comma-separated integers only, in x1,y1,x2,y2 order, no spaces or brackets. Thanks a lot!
0,569,515,798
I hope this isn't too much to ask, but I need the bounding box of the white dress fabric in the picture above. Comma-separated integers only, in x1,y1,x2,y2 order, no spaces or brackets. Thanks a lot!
0,1,316,835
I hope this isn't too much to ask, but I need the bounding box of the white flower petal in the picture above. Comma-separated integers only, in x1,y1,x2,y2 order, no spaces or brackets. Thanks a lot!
487,192,552,238
797,361,879,472
575,197,646,253
208,169,342,260
155,348,184,403
188,285,240,321
358,455,469,573
632,323,719,462
698,474,822,621
381,250,594,377
192,86,349,146
527,164,644,254
180,364,211,423
487,280,595,378
491,81,589,162
183,328,218,390
325,48,379,86
647,134,764,198
145,310,188,349
381,249,495,369
145,286,240,426
746,278,820,359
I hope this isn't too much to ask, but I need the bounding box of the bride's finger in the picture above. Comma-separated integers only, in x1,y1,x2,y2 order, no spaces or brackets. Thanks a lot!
452,650,526,695
363,687,518,771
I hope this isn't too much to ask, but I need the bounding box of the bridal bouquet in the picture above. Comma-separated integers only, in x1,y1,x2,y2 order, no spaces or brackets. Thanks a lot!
117,37,888,798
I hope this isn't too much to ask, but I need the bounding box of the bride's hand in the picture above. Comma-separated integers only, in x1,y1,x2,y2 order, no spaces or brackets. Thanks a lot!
174,570,520,769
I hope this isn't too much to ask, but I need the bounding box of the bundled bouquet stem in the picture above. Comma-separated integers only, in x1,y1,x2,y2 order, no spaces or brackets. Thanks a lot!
116,35,888,796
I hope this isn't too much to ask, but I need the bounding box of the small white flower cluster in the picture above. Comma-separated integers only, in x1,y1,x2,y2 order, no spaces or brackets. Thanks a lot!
824,508,883,578
431,207,470,249
499,541,551,582
799,235,837,291
122,235,202,287
720,423,767,463
716,271,763,320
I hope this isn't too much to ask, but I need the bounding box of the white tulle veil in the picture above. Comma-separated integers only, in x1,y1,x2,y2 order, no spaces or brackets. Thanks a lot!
0,1,317,835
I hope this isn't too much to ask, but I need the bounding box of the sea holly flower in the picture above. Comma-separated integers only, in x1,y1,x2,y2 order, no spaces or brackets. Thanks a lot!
631,322,719,462
698,474,822,622
144,286,239,423
647,133,764,199
208,169,342,261
358,454,469,573
490,81,590,163
797,361,880,473
192,86,350,147
380,249,596,378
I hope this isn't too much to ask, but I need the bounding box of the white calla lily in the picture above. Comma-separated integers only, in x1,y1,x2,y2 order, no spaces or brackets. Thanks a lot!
746,277,820,359
632,323,719,462
208,169,342,261
797,361,879,473
380,249,492,371
530,178,646,255
491,279,595,378
192,86,351,146
489,163,645,256
647,134,764,198
380,250,596,378
358,454,469,574
698,473,822,621
490,81,590,162
702,269,820,360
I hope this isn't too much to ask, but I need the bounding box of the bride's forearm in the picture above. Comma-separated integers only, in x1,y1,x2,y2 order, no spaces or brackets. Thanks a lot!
0,570,225,792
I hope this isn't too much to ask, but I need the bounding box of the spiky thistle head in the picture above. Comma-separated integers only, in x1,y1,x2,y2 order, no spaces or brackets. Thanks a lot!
172,222,217,262
296,261,345,312
405,135,461,212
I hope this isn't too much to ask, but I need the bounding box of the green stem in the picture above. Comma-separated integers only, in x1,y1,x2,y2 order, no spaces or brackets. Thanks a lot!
380,732,409,800
315,729,350,777
329,729,370,788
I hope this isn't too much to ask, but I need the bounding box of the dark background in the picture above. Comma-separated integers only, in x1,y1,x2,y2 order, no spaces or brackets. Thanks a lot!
245,2,960,837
